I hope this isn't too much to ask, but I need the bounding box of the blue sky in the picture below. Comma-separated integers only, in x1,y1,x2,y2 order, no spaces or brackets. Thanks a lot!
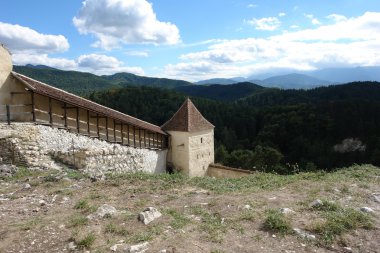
1,0,380,81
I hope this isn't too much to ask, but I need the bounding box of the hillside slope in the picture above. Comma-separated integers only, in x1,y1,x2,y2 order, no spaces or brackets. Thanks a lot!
0,164,378,252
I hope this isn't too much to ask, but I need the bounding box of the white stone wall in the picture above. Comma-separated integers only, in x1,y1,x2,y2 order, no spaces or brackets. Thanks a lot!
0,123,167,178
167,129,214,177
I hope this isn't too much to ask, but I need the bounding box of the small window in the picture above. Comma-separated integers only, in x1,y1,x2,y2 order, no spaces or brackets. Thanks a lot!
201,137,203,143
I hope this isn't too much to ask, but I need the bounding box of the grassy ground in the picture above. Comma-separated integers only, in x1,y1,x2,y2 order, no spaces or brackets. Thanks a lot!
0,164,379,252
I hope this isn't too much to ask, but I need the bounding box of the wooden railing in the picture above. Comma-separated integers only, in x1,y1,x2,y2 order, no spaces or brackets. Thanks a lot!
0,104,167,150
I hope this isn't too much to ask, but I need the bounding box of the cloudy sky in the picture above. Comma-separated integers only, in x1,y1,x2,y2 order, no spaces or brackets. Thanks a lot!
1,0,380,81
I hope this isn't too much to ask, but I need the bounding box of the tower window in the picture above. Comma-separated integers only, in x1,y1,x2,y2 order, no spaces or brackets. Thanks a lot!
201,137,203,143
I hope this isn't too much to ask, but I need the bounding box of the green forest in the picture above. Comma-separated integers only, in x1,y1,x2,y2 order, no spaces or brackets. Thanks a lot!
14,66,380,173
88,82,380,173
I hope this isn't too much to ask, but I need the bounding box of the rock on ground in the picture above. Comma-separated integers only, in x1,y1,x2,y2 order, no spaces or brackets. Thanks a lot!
87,204,117,220
293,228,316,240
138,207,162,225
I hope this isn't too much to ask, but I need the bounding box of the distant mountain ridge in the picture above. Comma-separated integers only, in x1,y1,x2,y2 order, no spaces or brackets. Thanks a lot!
195,66,380,89
13,65,193,95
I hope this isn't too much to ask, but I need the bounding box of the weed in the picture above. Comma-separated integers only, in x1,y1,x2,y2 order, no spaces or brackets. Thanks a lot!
262,209,292,235
104,223,129,236
311,199,340,212
68,215,88,228
239,210,255,222
74,199,95,213
74,199,89,210
76,232,96,249
166,209,191,229
200,212,227,243
129,225,162,243
65,169,84,180
312,208,373,245
17,218,42,231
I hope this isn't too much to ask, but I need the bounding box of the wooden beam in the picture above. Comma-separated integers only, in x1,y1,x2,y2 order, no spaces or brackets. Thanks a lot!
143,129,146,148
63,102,67,128
127,124,130,145
113,119,116,142
133,126,136,147
90,115,107,119
121,123,124,145
62,106,77,109
87,110,90,135
31,92,36,122
76,107,80,133
96,113,99,137
105,117,109,141
139,128,142,148
11,91,31,95
48,97,53,125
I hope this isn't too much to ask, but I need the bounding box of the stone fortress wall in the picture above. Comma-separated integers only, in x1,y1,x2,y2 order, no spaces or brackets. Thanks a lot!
0,123,167,179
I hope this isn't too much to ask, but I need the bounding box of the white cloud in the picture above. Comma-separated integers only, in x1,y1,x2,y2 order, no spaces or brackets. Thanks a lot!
12,53,144,76
164,12,380,81
12,54,76,69
304,14,321,25
279,12,286,17
247,4,257,8
290,25,299,29
0,22,69,54
246,17,281,31
73,0,180,49
327,14,347,23
77,54,144,75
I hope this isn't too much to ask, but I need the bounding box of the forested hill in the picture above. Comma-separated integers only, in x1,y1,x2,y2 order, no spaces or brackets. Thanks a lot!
13,65,193,94
89,83,380,173
175,82,264,101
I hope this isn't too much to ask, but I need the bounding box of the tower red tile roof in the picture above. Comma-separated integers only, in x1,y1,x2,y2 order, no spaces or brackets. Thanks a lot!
161,98,214,132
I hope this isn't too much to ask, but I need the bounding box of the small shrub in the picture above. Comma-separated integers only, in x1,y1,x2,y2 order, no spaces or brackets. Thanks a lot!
76,233,96,249
312,208,373,244
68,216,88,228
74,200,89,210
104,223,129,236
311,200,340,212
74,199,95,214
263,209,292,235
166,209,191,229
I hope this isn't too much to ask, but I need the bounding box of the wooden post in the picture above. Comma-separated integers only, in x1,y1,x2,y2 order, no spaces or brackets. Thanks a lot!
31,92,36,122
113,119,116,142
105,117,109,141
76,107,80,133
148,132,151,148
143,130,146,148
87,110,90,135
96,114,99,137
6,105,10,125
48,97,53,125
133,126,136,147
63,102,67,128
127,124,130,145
121,123,124,145
139,129,142,148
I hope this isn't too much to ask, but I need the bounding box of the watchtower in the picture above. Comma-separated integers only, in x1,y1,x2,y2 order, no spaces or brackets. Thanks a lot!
162,98,214,177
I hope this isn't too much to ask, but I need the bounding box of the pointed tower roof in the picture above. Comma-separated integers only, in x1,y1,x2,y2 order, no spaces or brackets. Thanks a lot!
161,98,214,132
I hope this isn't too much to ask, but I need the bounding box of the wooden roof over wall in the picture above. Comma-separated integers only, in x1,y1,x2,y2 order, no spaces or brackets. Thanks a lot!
11,72,166,135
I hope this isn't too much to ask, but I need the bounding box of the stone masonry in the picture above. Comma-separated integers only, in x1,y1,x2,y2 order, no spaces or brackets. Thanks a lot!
0,123,167,178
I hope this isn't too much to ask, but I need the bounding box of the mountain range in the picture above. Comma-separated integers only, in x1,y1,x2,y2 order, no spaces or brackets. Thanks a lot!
196,66,380,89
14,65,380,93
